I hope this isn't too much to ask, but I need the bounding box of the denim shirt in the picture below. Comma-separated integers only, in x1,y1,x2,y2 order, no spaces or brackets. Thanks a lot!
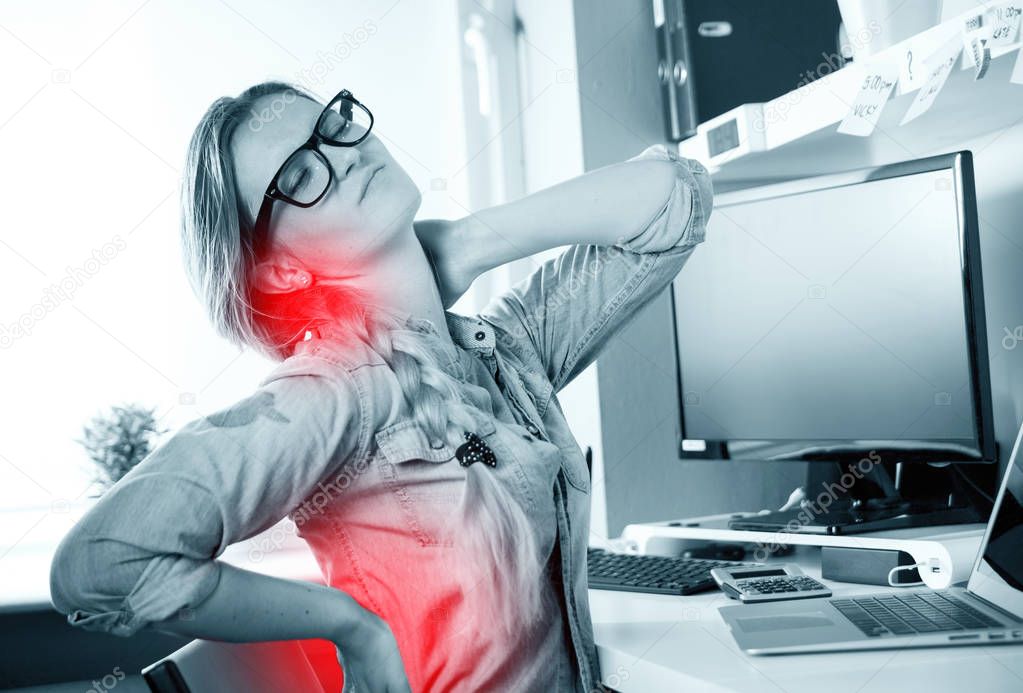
48,144,712,692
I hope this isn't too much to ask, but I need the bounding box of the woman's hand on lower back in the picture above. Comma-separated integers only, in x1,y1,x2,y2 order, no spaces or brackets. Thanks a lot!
332,605,412,693
413,218,480,309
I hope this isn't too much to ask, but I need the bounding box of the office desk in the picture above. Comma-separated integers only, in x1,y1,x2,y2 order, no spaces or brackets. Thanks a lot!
588,552,1023,692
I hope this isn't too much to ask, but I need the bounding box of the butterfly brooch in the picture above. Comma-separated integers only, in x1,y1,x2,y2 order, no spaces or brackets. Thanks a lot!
454,431,498,468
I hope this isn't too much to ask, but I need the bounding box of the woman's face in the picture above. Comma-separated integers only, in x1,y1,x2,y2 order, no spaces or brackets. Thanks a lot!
231,92,422,284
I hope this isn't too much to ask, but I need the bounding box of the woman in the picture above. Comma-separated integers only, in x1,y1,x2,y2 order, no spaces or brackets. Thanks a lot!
49,81,713,692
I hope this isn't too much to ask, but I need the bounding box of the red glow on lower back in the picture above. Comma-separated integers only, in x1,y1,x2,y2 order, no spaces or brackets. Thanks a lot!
295,638,343,691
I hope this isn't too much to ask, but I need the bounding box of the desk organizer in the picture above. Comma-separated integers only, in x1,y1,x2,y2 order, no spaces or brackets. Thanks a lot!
620,512,985,589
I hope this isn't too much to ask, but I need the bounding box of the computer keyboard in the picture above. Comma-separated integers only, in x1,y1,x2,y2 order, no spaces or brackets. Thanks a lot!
830,592,1004,637
587,547,754,596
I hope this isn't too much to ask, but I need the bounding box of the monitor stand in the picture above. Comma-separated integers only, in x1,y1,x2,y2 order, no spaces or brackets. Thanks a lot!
728,458,993,536
727,499,984,535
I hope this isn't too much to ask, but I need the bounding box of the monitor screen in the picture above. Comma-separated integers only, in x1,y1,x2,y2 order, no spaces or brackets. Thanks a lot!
672,153,993,463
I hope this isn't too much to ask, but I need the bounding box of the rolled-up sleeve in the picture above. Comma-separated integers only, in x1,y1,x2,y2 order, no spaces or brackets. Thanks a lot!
48,354,366,637
480,143,714,392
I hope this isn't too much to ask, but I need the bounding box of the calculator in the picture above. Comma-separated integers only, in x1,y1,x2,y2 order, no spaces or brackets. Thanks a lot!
710,564,832,603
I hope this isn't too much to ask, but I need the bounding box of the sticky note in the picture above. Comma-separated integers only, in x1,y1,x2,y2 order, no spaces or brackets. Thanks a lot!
962,15,993,73
901,36,963,125
961,15,983,67
899,46,928,94
973,35,992,78
837,63,899,136
986,2,1022,48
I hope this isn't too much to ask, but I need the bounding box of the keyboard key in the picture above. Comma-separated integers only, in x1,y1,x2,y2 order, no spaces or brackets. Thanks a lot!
831,593,1002,635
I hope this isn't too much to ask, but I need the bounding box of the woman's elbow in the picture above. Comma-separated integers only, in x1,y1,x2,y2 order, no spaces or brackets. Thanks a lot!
663,152,714,249
50,530,93,614
50,525,224,637
686,156,714,228
48,529,141,632
622,155,714,254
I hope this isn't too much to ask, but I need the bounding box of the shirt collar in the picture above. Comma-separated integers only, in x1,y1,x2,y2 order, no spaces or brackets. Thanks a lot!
299,306,494,375
380,306,494,353
443,311,496,355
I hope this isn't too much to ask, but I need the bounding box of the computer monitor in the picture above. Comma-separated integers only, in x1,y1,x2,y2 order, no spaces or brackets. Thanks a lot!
671,151,996,468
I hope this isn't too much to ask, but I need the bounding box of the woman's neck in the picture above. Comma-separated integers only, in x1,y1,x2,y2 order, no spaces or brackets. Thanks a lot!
353,227,456,346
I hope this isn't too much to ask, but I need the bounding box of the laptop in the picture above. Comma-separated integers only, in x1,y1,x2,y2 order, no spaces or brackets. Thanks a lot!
720,421,1023,655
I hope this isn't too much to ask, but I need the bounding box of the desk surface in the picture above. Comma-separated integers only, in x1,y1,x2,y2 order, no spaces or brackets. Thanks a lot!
588,549,1023,693
13,521,1023,691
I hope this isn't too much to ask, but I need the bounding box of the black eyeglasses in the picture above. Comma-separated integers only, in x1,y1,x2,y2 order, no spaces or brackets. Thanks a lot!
251,88,374,253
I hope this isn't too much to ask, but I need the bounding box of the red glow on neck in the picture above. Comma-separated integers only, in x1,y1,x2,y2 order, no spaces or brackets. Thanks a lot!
250,278,380,356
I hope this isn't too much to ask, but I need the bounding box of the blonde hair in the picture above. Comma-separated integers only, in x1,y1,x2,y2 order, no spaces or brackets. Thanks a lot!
180,81,549,639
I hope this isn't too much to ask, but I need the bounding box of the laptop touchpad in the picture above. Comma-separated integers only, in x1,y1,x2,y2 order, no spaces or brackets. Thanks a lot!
736,614,835,632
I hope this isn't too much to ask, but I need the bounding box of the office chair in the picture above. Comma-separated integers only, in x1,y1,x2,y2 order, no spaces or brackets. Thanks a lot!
141,638,331,692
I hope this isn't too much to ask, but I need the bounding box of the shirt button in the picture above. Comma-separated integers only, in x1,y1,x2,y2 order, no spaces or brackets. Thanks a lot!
474,330,486,341
526,423,540,436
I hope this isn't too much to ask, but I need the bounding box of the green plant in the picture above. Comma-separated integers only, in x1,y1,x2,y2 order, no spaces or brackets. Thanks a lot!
77,403,167,493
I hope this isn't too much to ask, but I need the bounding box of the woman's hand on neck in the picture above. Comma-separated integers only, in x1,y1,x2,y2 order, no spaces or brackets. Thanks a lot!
413,217,482,310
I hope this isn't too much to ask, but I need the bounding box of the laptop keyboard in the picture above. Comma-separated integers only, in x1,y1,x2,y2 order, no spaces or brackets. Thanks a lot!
830,592,1004,637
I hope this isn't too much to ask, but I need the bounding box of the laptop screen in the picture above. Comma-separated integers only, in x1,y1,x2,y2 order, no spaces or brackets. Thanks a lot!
969,422,1023,617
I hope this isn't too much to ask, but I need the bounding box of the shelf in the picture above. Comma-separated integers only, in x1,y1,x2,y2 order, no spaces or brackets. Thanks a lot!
680,2,1023,192
620,511,986,589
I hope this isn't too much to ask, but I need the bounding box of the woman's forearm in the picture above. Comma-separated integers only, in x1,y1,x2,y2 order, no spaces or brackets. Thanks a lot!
148,560,368,644
457,152,680,278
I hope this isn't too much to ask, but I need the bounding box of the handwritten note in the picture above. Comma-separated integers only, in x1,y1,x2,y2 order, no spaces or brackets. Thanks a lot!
899,46,927,94
901,36,963,125
838,63,899,136
986,2,1022,48
969,32,992,78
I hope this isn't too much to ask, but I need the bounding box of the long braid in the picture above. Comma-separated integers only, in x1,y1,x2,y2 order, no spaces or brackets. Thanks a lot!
368,311,552,639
